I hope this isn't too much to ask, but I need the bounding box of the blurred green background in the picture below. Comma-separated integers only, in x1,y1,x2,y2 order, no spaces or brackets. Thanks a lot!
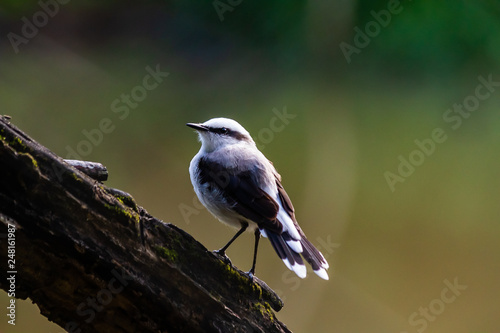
1,0,500,332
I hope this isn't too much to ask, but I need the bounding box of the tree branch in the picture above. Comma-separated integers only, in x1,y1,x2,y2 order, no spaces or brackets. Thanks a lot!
0,116,290,333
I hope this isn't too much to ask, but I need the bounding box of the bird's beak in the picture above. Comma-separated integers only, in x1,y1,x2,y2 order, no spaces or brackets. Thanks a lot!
186,123,209,132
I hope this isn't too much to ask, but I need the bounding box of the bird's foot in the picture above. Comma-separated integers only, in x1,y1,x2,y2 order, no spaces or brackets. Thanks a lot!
214,248,225,256
245,270,255,281
213,249,232,265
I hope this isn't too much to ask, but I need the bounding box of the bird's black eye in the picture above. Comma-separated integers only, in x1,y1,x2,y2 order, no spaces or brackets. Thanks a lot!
208,127,230,135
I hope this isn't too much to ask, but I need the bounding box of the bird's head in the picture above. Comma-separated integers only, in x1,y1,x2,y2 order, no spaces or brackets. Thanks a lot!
187,118,255,152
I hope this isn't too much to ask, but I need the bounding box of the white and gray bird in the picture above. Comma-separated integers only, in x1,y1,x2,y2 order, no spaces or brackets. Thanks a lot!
187,117,329,280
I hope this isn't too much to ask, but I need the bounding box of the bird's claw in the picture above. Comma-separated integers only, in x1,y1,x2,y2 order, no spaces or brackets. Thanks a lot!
213,249,232,265
214,249,225,256
245,270,255,281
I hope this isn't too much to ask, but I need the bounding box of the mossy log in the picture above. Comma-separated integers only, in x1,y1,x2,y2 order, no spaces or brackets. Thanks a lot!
0,116,290,333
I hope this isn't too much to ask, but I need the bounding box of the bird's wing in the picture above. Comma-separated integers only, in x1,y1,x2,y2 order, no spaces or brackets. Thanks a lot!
197,158,283,234
276,178,295,218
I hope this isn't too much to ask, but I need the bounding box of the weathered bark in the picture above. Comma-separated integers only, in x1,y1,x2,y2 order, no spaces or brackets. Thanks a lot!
0,116,290,333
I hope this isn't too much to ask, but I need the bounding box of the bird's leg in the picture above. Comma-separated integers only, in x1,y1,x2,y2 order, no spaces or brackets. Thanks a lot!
215,222,248,257
246,228,261,279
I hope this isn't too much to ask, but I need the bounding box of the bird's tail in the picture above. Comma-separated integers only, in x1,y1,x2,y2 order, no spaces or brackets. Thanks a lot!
264,230,329,280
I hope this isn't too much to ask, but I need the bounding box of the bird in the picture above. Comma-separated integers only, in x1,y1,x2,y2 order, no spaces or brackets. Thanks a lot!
187,117,329,280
